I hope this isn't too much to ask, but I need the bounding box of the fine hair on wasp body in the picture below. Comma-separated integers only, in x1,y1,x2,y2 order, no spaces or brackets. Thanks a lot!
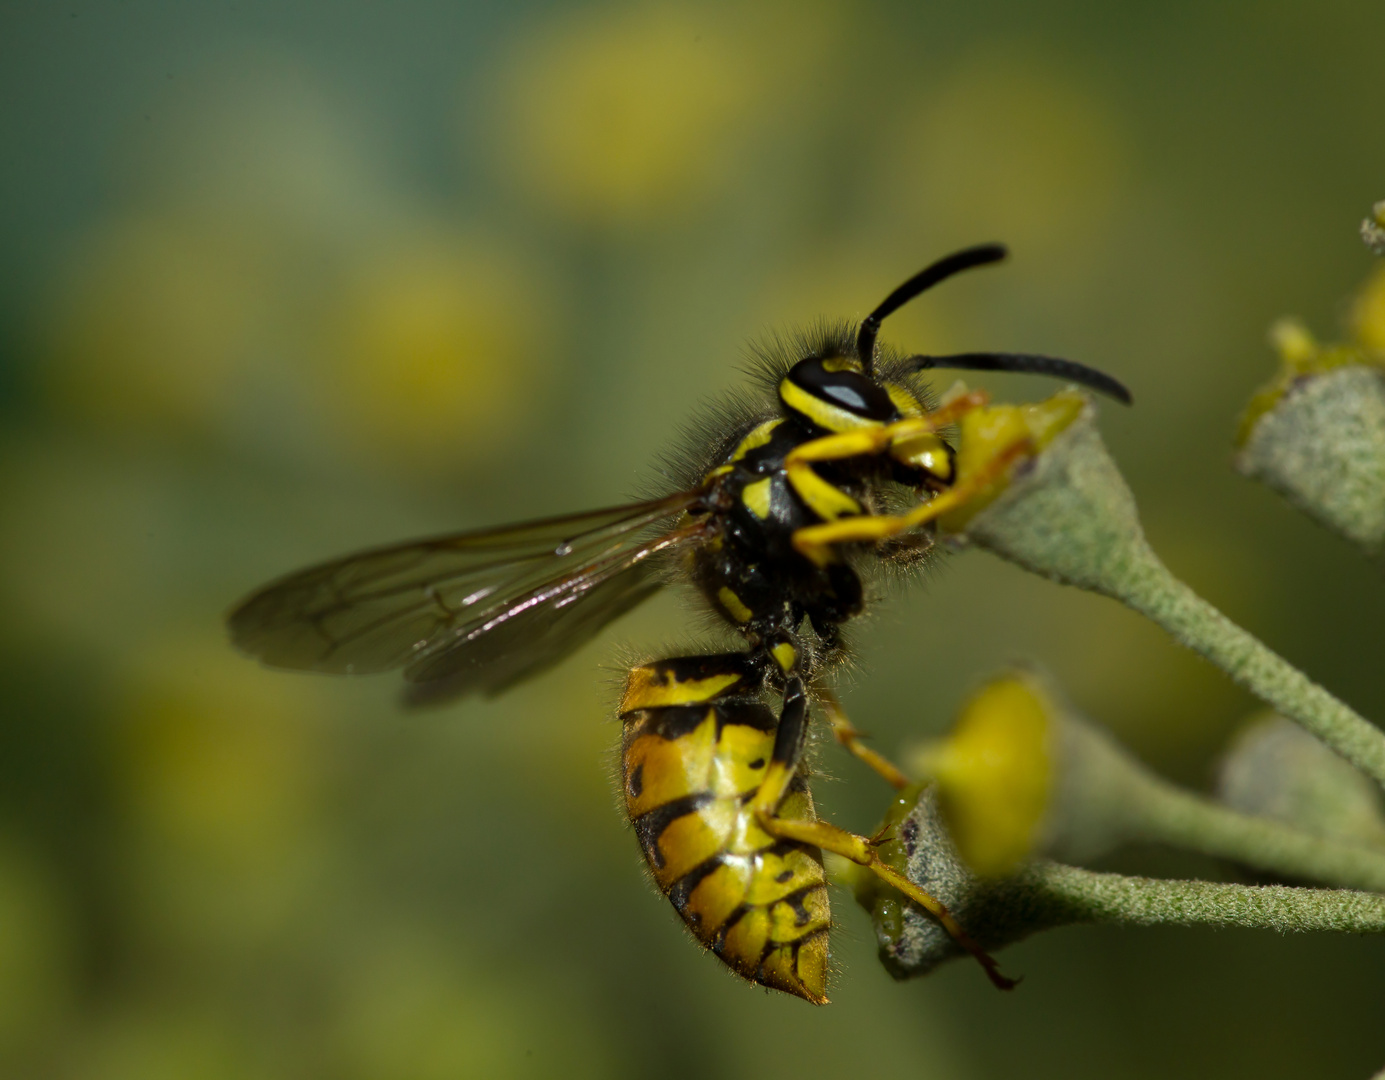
227,243,1131,1004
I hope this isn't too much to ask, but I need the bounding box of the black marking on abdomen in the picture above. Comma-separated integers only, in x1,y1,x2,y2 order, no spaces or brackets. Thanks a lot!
635,697,776,742
667,854,726,927
781,884,819,929
632,792,715,873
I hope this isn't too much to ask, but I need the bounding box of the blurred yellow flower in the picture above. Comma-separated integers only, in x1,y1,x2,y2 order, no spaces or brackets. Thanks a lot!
909,674,1055,876
115,639,326,866
492,5,756,224
878,46,1129,255
0,841,72,1055
40,209,549,471
322,235,547,469
42,215,274,436
1350,263,1385,353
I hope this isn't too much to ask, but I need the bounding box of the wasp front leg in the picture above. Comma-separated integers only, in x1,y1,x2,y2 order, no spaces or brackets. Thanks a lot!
791,433,1035,568
781,391,989,519
751,679,1016,991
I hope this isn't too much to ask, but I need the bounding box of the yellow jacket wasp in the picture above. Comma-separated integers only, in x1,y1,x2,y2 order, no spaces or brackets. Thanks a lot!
228,243,1130,1004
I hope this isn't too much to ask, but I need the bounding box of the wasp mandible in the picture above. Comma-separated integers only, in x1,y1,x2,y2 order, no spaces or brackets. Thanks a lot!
228,243,1131,1004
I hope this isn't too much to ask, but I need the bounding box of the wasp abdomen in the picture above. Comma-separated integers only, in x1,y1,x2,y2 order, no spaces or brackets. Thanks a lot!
619,655,831,1004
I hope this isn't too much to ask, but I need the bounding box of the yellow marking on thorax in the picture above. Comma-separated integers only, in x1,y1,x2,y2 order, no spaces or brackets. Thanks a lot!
785,462,861,521
883,382,924,417
779,378,883,433
621,666,741,712
717,587,754,623
702,464,734,483
740,477,772,519
731,419,782,461
770,641,796,673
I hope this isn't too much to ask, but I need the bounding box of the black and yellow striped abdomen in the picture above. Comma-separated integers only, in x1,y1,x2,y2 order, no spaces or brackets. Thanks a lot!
619,655,831,1004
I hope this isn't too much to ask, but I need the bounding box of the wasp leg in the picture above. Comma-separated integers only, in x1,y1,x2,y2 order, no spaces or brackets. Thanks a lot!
792,434,1034,568
749,678,1015,990
818,688,911,790
782,390,989,471
748,677,812,817
780,393,987,530
755,812,1018,991
781,393,990,525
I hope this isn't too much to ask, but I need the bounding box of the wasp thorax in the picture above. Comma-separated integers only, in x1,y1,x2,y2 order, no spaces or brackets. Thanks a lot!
780,356,901,431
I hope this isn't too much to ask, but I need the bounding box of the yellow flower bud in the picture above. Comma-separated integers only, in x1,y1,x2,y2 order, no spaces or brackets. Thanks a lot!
939,389,1087,532
909,674,1055,877
1350,264,1385,353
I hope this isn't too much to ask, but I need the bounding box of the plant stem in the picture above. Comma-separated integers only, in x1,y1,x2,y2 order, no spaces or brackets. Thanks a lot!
856,785,1385,980
1043,710,1385,891
1123,763,1385,893
959,412,1385,792
1030,861,1385,934
1111,546,1385,793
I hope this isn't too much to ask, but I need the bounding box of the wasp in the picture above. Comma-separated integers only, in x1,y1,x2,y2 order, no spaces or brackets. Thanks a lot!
228,243,1130,1004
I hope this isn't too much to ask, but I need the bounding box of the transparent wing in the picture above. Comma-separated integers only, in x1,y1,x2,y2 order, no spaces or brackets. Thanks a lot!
227,491,707,698
401,518,703,704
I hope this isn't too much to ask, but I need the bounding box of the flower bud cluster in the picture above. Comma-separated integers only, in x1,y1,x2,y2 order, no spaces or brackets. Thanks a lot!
856,675,1385,982
1235,261,1385,555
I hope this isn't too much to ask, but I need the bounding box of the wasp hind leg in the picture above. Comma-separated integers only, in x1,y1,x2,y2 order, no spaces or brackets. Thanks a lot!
756,812,1018,991
752,678,1017,992
818,687,911,790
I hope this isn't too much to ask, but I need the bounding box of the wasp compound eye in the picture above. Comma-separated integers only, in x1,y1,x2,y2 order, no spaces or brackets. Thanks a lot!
780,357,902,431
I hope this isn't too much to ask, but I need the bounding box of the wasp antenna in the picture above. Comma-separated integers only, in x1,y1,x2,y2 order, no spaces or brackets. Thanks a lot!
909,351,1133,405
857,243,1008,372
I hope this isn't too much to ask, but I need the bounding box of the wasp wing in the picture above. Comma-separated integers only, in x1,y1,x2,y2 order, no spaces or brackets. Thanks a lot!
400,518,703,704
227,491,706,697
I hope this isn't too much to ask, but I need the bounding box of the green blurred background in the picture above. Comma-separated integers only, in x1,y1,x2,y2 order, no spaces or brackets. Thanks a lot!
2,1,1384,1077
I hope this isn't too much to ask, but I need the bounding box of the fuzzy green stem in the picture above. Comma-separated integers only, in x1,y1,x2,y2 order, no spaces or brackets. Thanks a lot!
857,784,1385,980
1116,770,1385,892
1029,862,1385,933
1112,546,1385,792
959,411,1385,792
1041,709,1385,891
